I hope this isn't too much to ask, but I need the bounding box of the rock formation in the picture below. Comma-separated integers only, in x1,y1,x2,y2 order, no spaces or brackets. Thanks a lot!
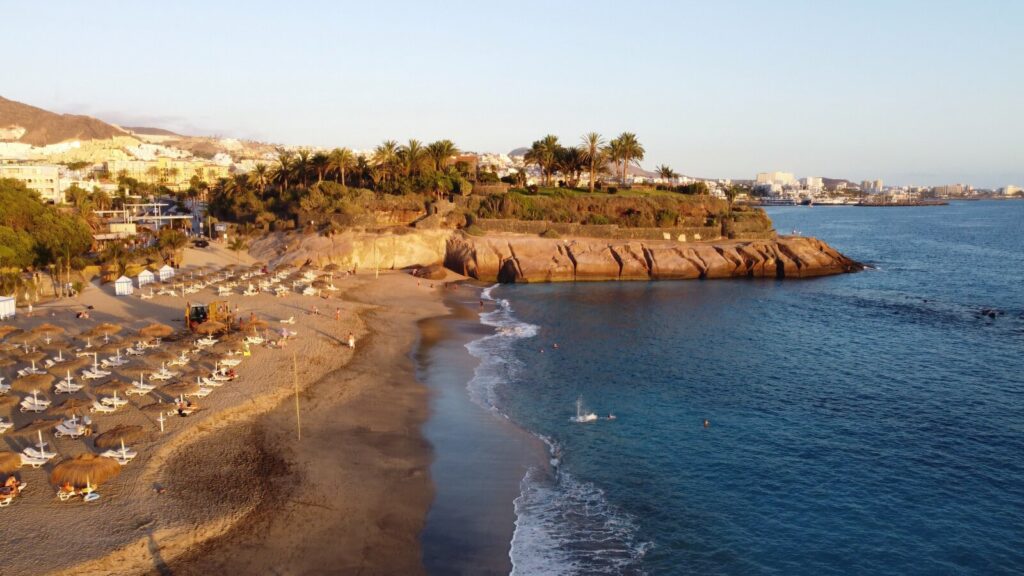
444,234,861,283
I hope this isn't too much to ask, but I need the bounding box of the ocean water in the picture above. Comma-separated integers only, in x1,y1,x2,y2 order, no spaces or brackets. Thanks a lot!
468,201,1024,575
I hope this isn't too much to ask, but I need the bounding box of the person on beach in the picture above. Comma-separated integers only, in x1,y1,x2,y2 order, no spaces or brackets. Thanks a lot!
335,308,341,321
2,475,20,497
348,332,355,349
312,305,319,316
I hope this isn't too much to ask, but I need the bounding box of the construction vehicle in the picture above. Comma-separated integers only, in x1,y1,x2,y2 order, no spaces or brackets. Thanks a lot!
185,301,235,333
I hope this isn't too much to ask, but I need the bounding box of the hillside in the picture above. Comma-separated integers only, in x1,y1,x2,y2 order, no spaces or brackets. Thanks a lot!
0,96,127,146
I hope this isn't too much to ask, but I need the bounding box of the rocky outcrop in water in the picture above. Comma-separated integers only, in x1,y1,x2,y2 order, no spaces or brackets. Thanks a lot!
444,234,862,283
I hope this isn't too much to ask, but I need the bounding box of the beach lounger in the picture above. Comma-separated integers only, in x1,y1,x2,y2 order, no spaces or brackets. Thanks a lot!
0,377,8,395
0,417,11,434
23,446,56,461
54,379,83,394
20,398,50,413
21,453,49,468
126,382,157,395
125,347,144,356
279,316,296,325
244,335,264,345
55,421,89,439
219,357,242,367
0,481,27,506
101,395,128,409
90,401,118,414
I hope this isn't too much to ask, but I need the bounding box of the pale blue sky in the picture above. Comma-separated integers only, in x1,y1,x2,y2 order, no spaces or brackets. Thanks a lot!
2,0,1021,187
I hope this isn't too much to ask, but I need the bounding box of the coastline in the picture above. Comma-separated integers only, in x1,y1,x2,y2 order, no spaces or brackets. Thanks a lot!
1,260,452,575
417,285,548,575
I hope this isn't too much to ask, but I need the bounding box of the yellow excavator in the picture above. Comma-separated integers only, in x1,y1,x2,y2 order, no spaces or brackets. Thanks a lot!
185,301,234,333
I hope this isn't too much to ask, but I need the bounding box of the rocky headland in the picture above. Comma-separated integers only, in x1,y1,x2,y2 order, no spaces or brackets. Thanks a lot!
251,230,861,283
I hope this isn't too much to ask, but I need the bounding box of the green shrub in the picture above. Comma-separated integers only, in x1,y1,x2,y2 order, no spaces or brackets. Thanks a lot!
540,229,560,239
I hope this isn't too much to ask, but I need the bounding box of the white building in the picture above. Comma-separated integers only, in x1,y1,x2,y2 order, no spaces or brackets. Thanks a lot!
158,264,175,282
137,269,156,288
114,276,134,296
1000,185,1021,196
756,171,797,187
801,177,824,191
0,295,15,319
0,164,63,203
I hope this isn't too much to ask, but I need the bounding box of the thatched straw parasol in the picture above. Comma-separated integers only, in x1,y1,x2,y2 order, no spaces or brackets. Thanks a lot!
0,451,23,475
95,340,125,354
32,323,65,336
16,418,59,435
93,380,132,395
12,373,55,392
195,321,225,335
7,331,38,345
21,350,47,363
145,350,175,363
138,323,174,339
161,381,199,396
47,398,92,417
94,424,149,450
0,325,20,339
323,262,341,272
0,354,16,368
50,454,121,488
0,394,19,409
49,355,90,374
86,323,123,338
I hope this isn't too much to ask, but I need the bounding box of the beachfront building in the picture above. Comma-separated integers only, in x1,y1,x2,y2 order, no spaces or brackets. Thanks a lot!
801,177,824,192
756,171,797,188
1001,185,1021,196
0,295,15,319
137,269,155,288
159,264,175,282
114,275,134,296
0,163,63,203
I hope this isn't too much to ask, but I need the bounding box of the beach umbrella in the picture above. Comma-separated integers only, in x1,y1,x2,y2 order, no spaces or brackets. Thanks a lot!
145,350,175,363
323,263,341,272
47,398,92,417
0,394,19,409
7,331,38,345
138,401,171,415
21,350,47,363
0,354,16,368
87,323,123,338
32,323,65,336
50,454,121,489
95,340,124,354
0,326,20,340
12,373,54,392
161,381,199,396
94,424,148,450
15,418,59,435
195,321,225,335
49,355,90,374
93,380,131,395
138,323,174,339
0,451,22,475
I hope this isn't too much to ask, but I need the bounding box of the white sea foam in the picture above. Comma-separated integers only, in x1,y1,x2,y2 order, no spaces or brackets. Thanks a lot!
466,285,651,575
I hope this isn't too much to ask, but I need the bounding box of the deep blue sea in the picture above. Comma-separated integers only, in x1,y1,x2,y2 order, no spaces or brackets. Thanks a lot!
467,201,1024,575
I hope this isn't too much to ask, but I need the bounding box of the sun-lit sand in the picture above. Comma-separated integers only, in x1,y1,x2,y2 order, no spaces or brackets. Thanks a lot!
0,242,454,575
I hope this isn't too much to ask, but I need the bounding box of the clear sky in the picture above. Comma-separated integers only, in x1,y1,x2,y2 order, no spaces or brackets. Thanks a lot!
2,0,1021,187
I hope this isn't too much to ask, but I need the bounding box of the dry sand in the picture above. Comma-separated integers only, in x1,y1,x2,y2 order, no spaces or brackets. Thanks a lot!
0,242,453,575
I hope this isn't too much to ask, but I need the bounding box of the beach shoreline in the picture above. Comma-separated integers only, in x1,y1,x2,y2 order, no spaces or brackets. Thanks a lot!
417,285,549,575
0,242,455,576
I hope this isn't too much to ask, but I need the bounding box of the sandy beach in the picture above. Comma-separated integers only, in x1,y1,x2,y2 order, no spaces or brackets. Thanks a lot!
0,243,452,575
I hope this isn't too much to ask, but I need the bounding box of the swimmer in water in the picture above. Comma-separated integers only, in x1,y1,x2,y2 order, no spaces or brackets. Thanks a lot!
553,343,559,349
703,419,710,428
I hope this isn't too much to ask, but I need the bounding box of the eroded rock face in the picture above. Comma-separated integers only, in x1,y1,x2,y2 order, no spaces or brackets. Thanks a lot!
445,234,861,283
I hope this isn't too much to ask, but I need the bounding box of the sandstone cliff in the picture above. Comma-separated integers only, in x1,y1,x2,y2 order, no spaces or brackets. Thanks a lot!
249,229,861,283
444,234,861,282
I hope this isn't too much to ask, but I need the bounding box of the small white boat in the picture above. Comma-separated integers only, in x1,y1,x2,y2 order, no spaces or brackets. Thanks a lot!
570,396,598,423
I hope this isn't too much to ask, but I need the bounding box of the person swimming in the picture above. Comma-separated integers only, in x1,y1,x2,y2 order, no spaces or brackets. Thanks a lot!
703,419,710,428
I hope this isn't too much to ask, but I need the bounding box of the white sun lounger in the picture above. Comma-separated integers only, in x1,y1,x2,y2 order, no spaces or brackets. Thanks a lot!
20,398,50,413
90,401,117,414
55,379,83,394
126,383,156,395
0,418,12,434
23,446,56,461
55,422,88,439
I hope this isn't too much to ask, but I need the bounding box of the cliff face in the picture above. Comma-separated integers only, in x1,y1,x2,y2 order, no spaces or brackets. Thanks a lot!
249,229,450,271
445,234,862,283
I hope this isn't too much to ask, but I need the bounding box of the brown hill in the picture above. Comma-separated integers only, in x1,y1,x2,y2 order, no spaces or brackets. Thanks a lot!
0,96,126,146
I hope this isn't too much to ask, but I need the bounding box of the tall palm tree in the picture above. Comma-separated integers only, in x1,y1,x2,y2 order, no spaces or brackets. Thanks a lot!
524,135,561,186
556,146,587,188
248,163,270,196
400,139,427,178
372,140,401,188
310,152,330,184
294,149,312,188
580,132,606,193
273,150,293,191
327,148,356,187
656,164,677,184
609,132,645,184
426,139,460,172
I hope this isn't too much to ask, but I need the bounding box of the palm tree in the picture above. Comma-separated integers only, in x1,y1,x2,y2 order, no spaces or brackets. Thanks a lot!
372,140,401,189
294,149,312,188
426,139,460,172
310,152,330,184
556,146,587,188
399,139,427,178
656,164,677,184
248,163,270,196
580,132,606,193
524,135,561,186
273,150,293,191
609,132,645,184
327,148,356,187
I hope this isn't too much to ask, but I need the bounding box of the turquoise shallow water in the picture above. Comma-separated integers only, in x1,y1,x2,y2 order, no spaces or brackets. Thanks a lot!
475,201,1024,575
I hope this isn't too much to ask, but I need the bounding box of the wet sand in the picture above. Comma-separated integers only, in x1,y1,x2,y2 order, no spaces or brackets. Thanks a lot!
417,288,547,575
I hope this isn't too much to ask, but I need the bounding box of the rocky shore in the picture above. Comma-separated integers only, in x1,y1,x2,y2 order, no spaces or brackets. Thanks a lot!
445,234,863,283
